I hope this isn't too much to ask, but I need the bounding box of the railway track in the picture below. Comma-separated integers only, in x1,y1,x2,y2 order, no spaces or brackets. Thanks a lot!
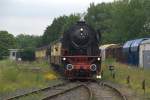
5,81,92,100
86,81,127,100
5,81,72,100
100,81,127,100
42,84,92,100
5,80,128,100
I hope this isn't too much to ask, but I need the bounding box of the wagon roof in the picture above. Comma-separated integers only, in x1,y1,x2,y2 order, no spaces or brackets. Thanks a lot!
99,44,117,50
8,49,23,51
123,40,134,49
123,38,149,53
50,39,61,46
131,38,148,47
140,39,150,44
36,45,50,50
130,38,149,52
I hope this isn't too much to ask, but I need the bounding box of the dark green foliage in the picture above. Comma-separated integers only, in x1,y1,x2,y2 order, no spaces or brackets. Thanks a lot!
0,45,9,59
15,34,42,61
0,31,16,59
20,48,35,61
41,0,149,45
85,3,113,44
16,34,42,49
42,14,80,45
85,0,150,44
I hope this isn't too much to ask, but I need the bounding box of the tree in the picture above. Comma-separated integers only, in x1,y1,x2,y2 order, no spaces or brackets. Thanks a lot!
0,31,16,59
20,48,35,61
85,0,150,44
16,34,42,49
111,0,148,42
42,14,80,45
85,3,113,44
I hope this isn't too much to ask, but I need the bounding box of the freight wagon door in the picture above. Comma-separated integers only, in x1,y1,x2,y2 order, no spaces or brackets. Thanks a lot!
143,50,150,68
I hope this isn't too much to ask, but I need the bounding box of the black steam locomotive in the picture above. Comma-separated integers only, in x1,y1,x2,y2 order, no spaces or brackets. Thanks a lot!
60,21,101,79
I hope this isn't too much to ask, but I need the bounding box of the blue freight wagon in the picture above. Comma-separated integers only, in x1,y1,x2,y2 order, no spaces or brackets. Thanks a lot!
123,38,149,66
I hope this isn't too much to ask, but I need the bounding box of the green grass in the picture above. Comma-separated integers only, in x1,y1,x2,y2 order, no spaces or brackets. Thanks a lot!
102,58,150,98
0,60,59,95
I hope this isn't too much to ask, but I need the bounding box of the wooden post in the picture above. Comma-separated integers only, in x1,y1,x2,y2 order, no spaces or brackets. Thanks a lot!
101,70,103,77
108,65,115,77
142,79,146,94
112,72,116,79
127,75,130,84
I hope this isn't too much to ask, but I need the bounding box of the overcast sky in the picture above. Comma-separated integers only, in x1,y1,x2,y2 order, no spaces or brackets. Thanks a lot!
0,0,113,36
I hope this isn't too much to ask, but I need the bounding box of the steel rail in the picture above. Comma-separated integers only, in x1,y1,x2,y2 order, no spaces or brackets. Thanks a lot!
99,81,127,100
42,84,93,100
6,81,68,100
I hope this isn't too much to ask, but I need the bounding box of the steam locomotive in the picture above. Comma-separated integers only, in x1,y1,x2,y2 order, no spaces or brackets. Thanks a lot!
50,21,101,79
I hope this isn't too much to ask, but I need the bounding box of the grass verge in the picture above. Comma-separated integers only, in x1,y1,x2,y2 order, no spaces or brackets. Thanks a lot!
0,60,59,96
102,59,150,99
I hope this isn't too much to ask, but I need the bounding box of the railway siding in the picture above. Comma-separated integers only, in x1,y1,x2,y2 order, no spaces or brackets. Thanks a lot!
41,84,92,100
100,80,140,100
87,82,124,100
5,81,68,100
4,80,139,100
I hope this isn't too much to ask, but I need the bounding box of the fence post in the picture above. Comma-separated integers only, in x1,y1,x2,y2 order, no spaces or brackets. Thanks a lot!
108,65,115,76
126,75,130,85
142,79,146,94
112,71,116,79
101,70,103,77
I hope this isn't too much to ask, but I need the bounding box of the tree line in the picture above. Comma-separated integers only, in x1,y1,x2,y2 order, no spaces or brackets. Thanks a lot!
85,0,150,44
42,0,150,45
0,0,150,59
42,14,80,45
0,31,41,59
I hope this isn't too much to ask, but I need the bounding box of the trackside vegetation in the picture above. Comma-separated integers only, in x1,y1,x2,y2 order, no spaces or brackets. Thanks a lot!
0,60,59,97
102,59,150,99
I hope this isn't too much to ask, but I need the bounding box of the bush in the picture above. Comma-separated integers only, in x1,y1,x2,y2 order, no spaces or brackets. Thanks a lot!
0,45,9,60
20,48,35,61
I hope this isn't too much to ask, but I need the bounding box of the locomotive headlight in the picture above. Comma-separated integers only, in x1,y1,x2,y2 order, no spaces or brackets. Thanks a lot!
96,75,101,79
97,57,100,61
62,57,66,61
90,64,97,71
66,64,74,71
80,28,83,32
